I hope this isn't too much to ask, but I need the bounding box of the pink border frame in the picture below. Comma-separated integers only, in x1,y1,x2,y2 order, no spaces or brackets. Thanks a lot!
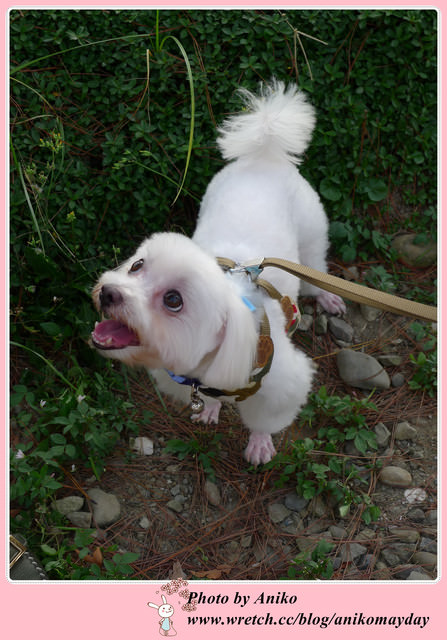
3,3,444,638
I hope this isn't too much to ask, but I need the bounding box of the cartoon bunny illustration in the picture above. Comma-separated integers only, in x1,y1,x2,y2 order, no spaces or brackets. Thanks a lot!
148,595,177,636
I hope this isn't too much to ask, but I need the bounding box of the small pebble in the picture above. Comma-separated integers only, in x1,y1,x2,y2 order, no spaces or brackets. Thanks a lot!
204,480,221,506
375,422,391,447
338,542,367,563
404,488,427,504
88,488,121,527
139,516,151,529
379,466,412,488
395,421,418,441
391,373,405,388
407,508,425,523
268,503,291,524
328,317,354,342
132,437,154,455
411,551,437,569
297,314,313,331
167,499,184,514
54,496,84,515
66,511,92,528
284,493,309,512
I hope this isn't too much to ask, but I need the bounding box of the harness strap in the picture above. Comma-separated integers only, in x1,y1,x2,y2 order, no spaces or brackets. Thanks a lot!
169,310,274,411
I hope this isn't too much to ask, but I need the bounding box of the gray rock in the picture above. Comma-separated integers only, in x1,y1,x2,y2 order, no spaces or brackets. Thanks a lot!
357,528,377,542
296,536,320,553
388,542,416,563
379,466,412,487
151,487,164,500
139,516,151,529
309,495,326,518
268,503,291,524
419,537,437,554
241,535,252,548
224,540,240,563
357,553,376,571
391,528,420,544
132,436,154,455
315,314,328,335
167,499,184,514
328,317,354,342
375,422,391,447
378,354,403,367
407,508,425,523
372,567,392,580
66,511,92,528
281,512,304,535
391,233,437,268
204,480,221,506
338,542,367,563
303,305,314,315
393,564,415,579
426,509,437,525
88,488,121,526
380,548,401,567
404,488,427,504
54,496,84,515
411,551,437,569
329,525,347,539
336,349,390,390
166,464,180,473
360,305,382,322
298,314,313,332
395,421,418,440
284,493,309,513
391,373,406,388
306,520,330,534
407,570,433,580
170,483,182,496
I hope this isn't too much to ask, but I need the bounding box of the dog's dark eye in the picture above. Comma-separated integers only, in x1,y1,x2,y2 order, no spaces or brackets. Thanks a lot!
163,290,183,313
129,259,144,273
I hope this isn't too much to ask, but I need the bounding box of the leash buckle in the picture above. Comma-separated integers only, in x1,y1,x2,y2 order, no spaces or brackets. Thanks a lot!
240,258,264,281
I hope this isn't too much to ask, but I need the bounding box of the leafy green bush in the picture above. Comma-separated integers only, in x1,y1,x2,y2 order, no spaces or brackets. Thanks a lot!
10,9,437,266
286,539,335,580
164,431,224,482
407,321,437,396
265,387,381,524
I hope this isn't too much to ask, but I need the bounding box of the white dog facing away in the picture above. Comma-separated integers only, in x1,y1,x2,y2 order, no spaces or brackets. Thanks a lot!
91,81,346,466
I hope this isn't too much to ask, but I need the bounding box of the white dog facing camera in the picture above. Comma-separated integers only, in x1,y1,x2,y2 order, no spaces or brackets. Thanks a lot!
92,81,345,466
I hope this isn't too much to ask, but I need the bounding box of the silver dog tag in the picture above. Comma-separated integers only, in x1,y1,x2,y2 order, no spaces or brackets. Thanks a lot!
190,387,205,414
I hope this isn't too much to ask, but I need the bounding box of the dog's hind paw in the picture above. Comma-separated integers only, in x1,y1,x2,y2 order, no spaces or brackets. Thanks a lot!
317,291,346,315
244,432,276,466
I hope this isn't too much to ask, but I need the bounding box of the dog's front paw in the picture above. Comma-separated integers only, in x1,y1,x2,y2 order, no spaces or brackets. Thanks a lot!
244,432,276,466
191,399,222,425
317,291,346,315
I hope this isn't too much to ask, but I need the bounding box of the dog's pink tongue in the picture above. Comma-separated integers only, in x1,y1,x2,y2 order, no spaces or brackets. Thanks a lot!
92,319,139,349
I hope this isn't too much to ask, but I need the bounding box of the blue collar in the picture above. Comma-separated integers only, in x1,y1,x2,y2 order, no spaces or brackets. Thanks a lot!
166,370,202,387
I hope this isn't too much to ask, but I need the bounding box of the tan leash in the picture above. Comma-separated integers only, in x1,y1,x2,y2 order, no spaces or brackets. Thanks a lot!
218,257,437,323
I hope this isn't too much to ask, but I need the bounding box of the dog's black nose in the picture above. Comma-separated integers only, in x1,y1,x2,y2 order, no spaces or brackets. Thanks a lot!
99,285,123,309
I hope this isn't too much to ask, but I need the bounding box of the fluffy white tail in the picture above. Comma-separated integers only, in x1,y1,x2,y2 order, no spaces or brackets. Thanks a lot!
216,80,316,164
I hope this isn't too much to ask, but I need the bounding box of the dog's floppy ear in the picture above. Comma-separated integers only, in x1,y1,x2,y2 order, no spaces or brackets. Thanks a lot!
203,296,258,390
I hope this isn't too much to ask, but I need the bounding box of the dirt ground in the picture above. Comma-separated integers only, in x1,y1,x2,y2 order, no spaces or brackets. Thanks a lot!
78,282,437,581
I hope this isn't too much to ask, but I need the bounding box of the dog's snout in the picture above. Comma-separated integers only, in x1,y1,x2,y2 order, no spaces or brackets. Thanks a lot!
99,285,123,309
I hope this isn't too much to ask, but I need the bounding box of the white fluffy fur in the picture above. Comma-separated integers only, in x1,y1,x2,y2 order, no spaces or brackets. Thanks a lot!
92,80,345,466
